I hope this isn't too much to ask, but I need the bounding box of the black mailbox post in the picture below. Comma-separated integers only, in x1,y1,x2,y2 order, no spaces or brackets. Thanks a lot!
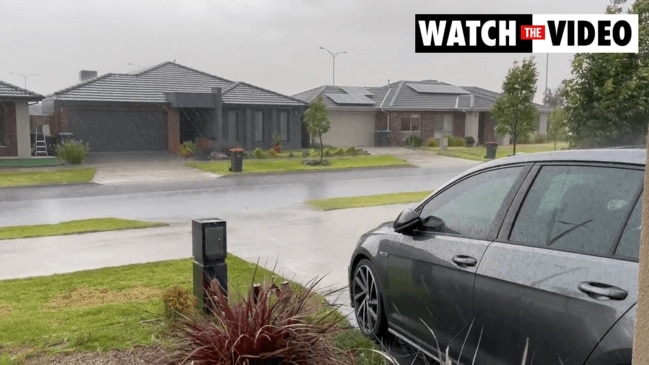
192,218,228,312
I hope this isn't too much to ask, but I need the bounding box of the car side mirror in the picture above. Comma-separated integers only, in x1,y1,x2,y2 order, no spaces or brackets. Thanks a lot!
421,215,446,232
393,207,421,234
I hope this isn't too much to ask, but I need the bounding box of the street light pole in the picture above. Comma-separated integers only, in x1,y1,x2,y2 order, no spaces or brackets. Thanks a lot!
9,72,39,89
544,53,549,104
319,47,347,85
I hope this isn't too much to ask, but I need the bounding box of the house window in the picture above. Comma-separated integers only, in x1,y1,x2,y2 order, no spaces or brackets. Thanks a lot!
443,113,454,132
227,110,238,141
400,114,421,132
0,103,5,146
254,110,264,142
279,111,289,141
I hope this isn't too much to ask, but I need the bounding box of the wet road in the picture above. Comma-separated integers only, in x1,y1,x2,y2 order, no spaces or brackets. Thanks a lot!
0,165,477,227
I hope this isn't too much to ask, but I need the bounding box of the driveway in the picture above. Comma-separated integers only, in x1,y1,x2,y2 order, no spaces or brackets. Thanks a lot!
87,152,219,184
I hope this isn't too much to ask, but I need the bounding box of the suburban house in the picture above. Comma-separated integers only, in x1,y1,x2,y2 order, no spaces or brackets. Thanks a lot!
32,62,308,154
293,80,553,147
0,81,44,158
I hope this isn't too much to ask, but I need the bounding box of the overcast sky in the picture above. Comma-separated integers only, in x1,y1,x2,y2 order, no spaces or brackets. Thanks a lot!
1,0,612,101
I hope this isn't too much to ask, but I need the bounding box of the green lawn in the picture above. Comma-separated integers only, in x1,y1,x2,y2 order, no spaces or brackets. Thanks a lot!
432,142,569,161
187,155,410,175
0,258,278,354
308,191,432,211
0,168,96,187
0,257,383,364
0,218,167,241
0,158,61,168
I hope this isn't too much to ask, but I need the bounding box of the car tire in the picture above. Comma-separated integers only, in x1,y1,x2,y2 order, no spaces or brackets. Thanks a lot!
352,259,387,338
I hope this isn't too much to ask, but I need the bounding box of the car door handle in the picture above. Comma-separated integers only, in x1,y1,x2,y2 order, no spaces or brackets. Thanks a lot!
452,255,477,267
578,282,628,300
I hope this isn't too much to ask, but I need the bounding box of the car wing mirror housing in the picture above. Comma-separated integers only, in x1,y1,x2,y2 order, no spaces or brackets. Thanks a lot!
393,207,421,234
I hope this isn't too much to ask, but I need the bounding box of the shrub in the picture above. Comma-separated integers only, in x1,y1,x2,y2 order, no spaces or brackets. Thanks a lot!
55,139,89,164
345,146,360,156
426,138,440,147
268,149,278,158
404,135,423,148
324,149,332,157
168,278,349,365
309,149,320,158
534,134,547,144
252,148,267,159
517,134,532,144
465,136,476,147
179,141,196,158
447,136,466,147
162,285,196,319
334,147,346,156
288,152,295,158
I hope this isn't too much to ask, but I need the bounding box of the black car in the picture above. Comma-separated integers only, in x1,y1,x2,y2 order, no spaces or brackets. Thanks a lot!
349,149,642,365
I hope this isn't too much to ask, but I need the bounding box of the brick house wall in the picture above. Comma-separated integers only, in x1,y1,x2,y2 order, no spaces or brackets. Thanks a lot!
165,106,180,153
479,112,497,144
0,102,17,156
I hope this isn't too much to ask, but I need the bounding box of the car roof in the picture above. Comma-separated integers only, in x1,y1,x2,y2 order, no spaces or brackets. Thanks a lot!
461,148,646,177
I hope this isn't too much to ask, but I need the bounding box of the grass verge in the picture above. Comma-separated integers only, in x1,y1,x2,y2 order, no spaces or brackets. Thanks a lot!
0,158,61,168
0,168,96,187
308,191,431,211
187,155,410,175
0,257,385,364
431,142,569,161
0,218,168,240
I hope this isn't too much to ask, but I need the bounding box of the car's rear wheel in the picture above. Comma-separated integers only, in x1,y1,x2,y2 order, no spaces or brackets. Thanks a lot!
352,259,386,338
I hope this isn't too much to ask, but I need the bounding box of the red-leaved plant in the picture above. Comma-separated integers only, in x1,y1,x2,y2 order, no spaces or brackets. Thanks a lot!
168,276,356,365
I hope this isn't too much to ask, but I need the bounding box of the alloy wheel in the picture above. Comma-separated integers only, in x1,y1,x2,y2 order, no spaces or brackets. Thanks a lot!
353,263,380,334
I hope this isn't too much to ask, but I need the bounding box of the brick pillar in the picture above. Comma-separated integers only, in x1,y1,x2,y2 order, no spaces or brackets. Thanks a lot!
60,107,70,131
166,106,180,153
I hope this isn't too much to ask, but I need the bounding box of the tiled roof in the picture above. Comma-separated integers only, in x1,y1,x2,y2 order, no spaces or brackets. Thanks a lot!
48,62,306,106
293,80,550,112
222,82,306,106
0,80,43,100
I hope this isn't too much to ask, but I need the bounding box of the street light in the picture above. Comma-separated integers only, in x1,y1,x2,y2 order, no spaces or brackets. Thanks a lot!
9,72,39,89
319,47,347,85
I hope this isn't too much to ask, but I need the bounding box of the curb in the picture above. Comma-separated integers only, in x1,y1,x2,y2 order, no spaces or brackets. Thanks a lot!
218,164,415,178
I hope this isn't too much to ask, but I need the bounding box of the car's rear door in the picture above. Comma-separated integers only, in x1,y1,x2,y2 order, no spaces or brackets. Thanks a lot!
386,164,530,361
472,163,642,365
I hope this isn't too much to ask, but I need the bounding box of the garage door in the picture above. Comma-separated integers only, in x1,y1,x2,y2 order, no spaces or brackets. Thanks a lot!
69,109,167,152
322,111,375,147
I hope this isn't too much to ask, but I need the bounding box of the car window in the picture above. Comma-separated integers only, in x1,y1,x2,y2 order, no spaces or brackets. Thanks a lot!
509,165,643,256
419,166,524,239
616,194,642,260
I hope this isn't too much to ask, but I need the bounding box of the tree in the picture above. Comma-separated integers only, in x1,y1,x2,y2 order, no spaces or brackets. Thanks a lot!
563,0,649,148
491,57,539,155
543,81,566,108
548,107,567,150
303,96,330,164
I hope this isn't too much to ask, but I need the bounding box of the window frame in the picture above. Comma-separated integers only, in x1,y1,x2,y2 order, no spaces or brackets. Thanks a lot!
0,102,6,147
227,110,238,142
413,163,532,241
254,110,264,142
498,162,645,261
278,110,289,142
399,114,421,132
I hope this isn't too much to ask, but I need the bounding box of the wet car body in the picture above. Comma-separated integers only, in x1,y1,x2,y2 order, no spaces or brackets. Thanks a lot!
349,148,643,365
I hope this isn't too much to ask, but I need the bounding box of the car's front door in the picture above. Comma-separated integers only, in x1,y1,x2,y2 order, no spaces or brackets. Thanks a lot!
387,165,529,361
473,164,643,365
